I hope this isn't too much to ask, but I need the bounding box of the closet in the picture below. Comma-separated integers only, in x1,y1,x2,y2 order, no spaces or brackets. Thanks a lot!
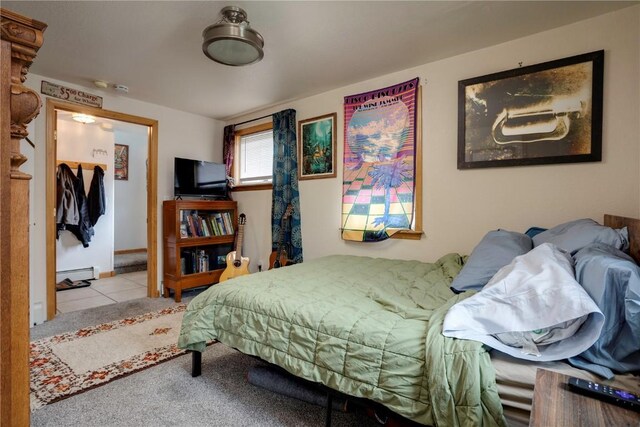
51,108,154,314
45,100,160,319
1,7,46,425
55,115,111,280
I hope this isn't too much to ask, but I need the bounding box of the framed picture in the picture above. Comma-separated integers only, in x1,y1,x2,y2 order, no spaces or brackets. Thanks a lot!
298,113,337,180
458,50,603,169
114,143,129,180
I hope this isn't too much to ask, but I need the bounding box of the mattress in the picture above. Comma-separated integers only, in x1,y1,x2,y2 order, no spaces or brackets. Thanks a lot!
491,351,640,426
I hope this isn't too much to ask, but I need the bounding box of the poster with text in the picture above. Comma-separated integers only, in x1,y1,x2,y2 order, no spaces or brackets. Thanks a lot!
342,78,418,242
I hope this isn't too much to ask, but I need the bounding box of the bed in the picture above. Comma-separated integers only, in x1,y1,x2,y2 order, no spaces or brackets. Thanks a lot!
178,214,640,426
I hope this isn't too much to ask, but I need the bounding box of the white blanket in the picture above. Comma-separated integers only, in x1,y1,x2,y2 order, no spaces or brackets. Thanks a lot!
443,243,604,361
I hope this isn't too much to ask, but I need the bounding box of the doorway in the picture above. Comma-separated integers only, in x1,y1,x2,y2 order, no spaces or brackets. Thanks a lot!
45,99,159,319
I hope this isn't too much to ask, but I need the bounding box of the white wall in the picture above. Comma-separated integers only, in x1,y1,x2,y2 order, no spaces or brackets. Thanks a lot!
232,6,640,270
56,119,115,274
25,75,224,325
114,128,148,251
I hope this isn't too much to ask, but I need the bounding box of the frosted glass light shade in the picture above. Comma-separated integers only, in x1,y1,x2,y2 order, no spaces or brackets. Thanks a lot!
71,113,95,124
202,19,264,66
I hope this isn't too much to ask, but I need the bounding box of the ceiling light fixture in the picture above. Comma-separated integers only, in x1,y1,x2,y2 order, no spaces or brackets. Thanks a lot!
71,113,96,124
202,6,264,66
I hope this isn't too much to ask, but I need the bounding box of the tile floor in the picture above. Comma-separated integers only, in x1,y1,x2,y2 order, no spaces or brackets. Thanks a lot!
56,270,148,314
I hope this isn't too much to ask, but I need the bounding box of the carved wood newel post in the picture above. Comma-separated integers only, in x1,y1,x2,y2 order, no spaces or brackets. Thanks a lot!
1,8,46,426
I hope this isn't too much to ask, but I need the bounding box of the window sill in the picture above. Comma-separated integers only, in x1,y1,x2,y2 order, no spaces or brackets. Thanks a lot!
392,230,424,240
231,183,273,192
339,229,424,240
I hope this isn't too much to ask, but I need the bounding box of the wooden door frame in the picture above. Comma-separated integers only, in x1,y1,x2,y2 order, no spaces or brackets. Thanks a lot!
45,99,159,319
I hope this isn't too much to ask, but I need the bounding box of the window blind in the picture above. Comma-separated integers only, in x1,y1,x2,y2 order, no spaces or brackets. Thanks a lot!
239,130,273,184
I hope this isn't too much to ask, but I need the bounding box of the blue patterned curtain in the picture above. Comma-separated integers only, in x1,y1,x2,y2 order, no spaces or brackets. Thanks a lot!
222,125,235,179
272,109,303,263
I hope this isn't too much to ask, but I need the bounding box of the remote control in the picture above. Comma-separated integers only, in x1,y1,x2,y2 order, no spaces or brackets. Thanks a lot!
567,376,640,413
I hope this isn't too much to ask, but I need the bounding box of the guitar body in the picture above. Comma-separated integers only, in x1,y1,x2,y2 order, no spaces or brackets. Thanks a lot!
269,204,294,270
268,249,288,269
219,251,250,282
219,213,250,283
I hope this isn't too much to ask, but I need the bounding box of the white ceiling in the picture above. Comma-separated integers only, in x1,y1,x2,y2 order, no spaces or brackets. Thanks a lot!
4,1,636,121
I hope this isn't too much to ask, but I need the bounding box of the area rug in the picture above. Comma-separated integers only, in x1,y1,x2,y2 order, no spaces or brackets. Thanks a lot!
30,304,200,411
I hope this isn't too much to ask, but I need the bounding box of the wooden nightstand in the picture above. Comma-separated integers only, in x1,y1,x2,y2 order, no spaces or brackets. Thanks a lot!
530,369,639,426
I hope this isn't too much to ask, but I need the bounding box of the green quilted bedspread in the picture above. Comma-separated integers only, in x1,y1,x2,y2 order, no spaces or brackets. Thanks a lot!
178,254,506,426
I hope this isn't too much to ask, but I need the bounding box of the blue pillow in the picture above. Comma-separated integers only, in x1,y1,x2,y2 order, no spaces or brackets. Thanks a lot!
532,218,629,254
568,243,640,379
450,230,532,293
525,227,547,239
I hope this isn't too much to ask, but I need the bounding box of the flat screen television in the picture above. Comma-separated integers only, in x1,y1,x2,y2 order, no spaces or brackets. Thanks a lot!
174,157,227,199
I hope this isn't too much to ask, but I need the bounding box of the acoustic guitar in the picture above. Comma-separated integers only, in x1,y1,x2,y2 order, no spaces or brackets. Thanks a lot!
269,204,293,270
219,213,250,282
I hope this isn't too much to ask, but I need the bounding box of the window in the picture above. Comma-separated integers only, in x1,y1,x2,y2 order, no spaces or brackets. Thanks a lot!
239,129,272,183
233,122,273,189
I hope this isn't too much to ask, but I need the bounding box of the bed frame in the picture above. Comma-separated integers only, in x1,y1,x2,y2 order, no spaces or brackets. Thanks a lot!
604,214,640,263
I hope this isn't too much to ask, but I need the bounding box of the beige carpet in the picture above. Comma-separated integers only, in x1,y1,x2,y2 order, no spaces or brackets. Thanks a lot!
30,304,195,411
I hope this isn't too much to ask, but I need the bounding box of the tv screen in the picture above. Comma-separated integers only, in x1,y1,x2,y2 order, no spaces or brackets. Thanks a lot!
174,157,227,198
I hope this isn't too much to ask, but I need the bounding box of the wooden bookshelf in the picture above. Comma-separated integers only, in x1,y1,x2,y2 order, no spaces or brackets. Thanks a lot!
162,199,237,302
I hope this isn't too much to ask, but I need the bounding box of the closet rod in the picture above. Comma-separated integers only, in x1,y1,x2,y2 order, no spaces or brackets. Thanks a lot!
232,113,272,128
57,160,107,171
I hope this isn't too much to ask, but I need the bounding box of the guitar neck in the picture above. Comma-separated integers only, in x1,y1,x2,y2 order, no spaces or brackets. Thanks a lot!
236,226,244,258
275,225,285,255
275,205,293,257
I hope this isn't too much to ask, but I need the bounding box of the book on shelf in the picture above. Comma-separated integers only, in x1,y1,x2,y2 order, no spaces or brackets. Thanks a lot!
209,219,222,236
204,215,212,236
186,215,197,237
208,214,221,236
192,212,203,236
199,216,210,237
213,213,226,235
177,209,235,239
215,216,223,235
179,222,189,238
181,249,212,274
180,210,192,237
222,212,234,235
197,249,209,273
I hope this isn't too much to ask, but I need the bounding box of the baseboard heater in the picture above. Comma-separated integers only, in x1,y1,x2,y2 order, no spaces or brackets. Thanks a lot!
56,266,99,283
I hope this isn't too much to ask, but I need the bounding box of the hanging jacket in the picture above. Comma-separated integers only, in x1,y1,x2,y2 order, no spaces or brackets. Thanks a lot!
88,165,106,226
56,163,80,229
66,165,94,248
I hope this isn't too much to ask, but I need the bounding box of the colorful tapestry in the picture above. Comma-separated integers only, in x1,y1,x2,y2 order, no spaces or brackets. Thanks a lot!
342,78,419,242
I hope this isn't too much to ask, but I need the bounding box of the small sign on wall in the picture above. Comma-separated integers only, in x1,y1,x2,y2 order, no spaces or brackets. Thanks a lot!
41,80,103,108
114,144,128,180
